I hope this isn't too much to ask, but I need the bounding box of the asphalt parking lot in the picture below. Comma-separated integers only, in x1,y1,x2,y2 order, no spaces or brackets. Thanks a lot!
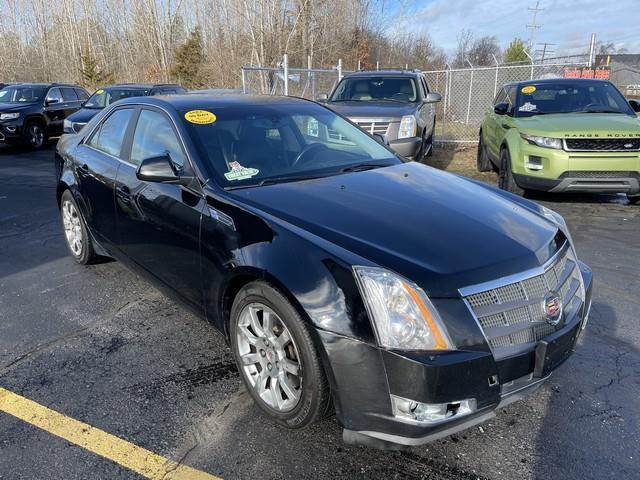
1,143,638,480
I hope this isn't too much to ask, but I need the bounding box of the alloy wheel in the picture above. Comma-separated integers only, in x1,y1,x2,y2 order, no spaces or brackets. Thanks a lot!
62,199,83,257
236,303,303,412
29,124,44,148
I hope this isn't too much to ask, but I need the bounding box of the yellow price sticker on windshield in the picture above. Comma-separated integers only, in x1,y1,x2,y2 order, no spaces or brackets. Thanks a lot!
185,110,217,125
521,85,536,94
96,89,104,94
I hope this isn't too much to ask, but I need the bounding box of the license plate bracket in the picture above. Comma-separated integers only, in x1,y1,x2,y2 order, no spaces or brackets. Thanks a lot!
534,324,579,378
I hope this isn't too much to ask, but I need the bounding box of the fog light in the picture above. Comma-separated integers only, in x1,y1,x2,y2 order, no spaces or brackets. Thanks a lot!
390,395,476,425
5,126,17,133
525,155,543,170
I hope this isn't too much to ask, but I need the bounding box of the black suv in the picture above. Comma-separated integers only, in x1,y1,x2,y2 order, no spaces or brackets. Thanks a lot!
0,83,89,149
64,83,187,133
320,70,441,159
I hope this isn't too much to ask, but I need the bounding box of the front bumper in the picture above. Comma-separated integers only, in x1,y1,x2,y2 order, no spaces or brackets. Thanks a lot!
322,261,593,449
0,121,24,143
389,136,421,159
512,141,640,194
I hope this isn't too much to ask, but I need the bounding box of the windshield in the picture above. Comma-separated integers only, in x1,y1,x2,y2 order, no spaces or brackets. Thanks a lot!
84,88,150,109
329,77,418,103
515,81,634,116
184,103,400,188
0,85,46,104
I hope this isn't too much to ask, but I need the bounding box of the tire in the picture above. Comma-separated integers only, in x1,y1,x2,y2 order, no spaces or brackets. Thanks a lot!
498,147,524,195
60,190,98,265
476,133,493,172
23,120,47,149
230,280,332,429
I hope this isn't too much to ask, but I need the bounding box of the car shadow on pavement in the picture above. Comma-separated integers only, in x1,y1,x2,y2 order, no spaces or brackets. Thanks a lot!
532,301,640,479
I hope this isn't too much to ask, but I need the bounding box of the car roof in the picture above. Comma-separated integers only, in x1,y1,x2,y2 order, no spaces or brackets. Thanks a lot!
343,70,422,78
503,78,613,88
100,83,182,90
116,94,312,111
4,83,81,88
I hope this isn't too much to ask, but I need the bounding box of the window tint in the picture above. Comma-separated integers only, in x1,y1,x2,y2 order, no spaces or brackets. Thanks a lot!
130,109,186,168
88,108,134,157
46,88,63,104
75,88,89,100
61,87,78,101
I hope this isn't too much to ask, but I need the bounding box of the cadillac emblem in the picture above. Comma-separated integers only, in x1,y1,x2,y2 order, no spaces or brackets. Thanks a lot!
543,291,563,325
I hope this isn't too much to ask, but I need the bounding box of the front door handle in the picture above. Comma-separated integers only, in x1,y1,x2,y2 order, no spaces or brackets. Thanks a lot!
116,185,131,203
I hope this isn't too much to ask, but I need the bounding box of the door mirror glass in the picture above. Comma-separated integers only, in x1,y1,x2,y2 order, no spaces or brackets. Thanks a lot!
373,133,390,145
494,102,510,115
629,99,640,113
425,92,442,103
315,93,328,103
137,154,192,185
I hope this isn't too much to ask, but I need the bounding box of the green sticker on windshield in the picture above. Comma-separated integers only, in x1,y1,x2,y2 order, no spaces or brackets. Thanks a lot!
224,161,259,181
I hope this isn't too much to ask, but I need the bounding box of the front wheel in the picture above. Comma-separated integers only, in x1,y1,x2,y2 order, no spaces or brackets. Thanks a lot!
498,148,524,195
23,121,47,149
230,281,332,428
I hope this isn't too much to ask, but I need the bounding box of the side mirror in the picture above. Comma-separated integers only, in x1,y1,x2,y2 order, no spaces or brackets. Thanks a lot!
425,92,442,103
373,133,390,146
316,93,328,103
45,98,60,106
136,154,193,186
629,99,640,113
494,102,510,115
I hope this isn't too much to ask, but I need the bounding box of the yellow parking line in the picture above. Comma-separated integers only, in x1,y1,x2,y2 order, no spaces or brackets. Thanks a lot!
0,387,220,480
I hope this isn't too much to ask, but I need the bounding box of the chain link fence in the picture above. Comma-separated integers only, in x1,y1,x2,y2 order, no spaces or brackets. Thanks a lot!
242,56,596,143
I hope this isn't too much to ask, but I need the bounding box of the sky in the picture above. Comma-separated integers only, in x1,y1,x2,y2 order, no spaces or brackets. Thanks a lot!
383,0,640,58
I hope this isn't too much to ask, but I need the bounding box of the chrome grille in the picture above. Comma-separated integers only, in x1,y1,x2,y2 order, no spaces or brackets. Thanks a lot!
462,244,585,359
564,138,640,151
348,118,392,136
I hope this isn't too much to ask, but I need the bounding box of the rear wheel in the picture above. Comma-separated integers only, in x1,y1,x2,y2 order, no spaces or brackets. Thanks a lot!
476,133,493,172
23,121,46,149
498,148,524,195
230,281,331,428
60,190,98,265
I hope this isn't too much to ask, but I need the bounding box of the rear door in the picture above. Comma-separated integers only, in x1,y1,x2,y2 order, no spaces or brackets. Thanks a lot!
74,107,137,247
114,106,205,309
61,87,83,116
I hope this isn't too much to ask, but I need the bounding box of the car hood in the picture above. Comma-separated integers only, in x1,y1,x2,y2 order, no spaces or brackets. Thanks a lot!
67,108,102,124
326,101,415,120
0,102,36,113
229,162,559,297
516,112,640,137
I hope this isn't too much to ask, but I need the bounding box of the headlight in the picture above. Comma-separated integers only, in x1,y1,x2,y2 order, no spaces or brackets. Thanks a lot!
353,266,453,350
520,133,562,149
541,205,574,247
398,115,417,139
0,112,20,120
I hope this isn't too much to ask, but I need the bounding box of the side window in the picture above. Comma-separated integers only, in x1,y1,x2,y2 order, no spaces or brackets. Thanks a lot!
75,88,89,100
61,87,78,102
420,77,429,97
88,108,135,158
130,109,187,168
506,86,517,108
46,88,63,104
493,88,507,106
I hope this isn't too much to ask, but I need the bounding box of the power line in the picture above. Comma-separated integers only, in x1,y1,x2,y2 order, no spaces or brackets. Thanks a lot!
526,1,544,51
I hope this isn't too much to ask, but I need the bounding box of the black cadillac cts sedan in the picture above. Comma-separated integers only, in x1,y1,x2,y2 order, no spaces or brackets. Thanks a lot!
55,94,593,449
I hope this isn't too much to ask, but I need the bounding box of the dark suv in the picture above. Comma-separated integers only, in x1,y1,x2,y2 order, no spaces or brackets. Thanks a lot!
321,70,441,159
64,83,187,133
0,83,89,149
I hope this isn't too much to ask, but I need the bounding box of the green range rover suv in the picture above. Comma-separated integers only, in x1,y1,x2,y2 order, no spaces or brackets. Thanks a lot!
478,78,640,203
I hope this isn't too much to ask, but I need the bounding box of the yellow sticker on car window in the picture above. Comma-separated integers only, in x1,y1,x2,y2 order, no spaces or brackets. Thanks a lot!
185,110,216,125
96,89,104,94
521,85,536,94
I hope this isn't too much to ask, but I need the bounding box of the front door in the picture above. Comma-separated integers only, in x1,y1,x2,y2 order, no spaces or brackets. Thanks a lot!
43,88,67,136
114,107,205,309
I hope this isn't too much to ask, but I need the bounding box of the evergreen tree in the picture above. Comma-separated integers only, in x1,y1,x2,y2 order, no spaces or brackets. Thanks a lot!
504,38,529,63
79,49,113,89
171,28,204,88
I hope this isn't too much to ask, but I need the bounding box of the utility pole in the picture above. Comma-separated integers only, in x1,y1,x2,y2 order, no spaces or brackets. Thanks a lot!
535,42,556,63
527,1,544,51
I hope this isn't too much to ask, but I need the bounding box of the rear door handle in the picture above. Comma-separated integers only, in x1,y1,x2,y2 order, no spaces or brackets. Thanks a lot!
116,185,131,202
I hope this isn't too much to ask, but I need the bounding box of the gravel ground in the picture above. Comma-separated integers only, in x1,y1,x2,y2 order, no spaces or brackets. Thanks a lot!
1,143,638,480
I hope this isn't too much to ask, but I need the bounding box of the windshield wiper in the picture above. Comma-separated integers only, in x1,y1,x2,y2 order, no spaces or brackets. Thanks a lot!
579,108,622,114
224,173,328,190
340,162,393,173
329,99,365,103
